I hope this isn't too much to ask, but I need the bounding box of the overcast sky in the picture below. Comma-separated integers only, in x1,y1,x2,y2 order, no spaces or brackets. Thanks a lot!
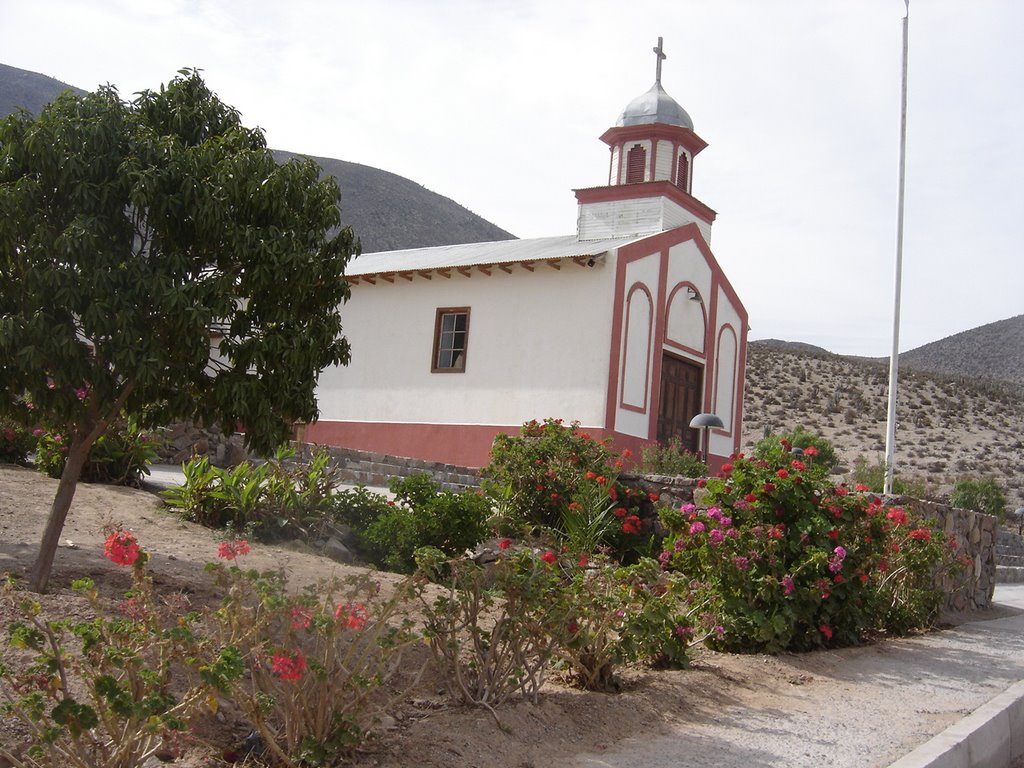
3,0,1021,356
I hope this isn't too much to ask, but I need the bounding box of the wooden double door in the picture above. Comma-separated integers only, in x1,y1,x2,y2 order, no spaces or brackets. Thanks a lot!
656,355,703,452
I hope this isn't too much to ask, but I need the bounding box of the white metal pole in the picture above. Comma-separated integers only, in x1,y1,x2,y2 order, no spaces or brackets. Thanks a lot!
884,0,910,495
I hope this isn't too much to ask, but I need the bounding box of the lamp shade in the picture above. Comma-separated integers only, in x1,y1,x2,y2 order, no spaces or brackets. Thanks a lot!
688,413,724,429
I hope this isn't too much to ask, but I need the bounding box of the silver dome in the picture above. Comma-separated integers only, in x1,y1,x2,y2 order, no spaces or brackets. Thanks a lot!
615,81,693,130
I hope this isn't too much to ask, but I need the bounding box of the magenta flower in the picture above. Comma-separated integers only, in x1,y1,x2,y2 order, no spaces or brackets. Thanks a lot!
689,521,706,535
781,575,795,596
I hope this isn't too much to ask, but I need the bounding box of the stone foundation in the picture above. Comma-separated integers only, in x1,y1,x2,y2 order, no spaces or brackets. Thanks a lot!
155,421,248,467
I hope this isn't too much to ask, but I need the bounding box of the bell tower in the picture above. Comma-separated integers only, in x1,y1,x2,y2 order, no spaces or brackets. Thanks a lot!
575,38,717,242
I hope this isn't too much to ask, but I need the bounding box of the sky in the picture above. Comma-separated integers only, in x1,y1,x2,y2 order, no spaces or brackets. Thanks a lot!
3,0,1022,356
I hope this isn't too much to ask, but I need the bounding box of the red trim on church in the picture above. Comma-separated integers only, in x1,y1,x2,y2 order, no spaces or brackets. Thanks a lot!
302,420,653,470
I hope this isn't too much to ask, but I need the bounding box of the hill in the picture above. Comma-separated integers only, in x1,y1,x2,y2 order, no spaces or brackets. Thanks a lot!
742,343,1024,511
0,63,514,253
900,314,1024,387
0,63,84,117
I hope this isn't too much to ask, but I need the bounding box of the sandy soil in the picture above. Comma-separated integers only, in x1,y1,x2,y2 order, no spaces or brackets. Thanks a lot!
1,464,1019,768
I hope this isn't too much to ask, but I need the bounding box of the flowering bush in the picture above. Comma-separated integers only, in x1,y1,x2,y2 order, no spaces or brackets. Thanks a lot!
35,418,157,486
551,556,715,689
661,441,958,653
0,536,214,767
0,420,35,466
483,419,650,560
755,425,839,472
205,559,421,767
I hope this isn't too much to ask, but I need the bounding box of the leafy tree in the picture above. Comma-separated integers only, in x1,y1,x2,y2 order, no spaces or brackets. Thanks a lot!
951,478,1007,520
0,70,356,592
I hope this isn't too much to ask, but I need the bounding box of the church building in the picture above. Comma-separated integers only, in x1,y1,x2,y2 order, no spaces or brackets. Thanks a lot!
305,41,748,472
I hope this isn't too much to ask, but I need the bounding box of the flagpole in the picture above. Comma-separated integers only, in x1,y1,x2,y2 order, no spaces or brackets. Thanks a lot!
884,0,910,495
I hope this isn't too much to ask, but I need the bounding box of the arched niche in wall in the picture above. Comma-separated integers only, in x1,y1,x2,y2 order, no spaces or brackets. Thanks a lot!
620,282,653,412
665,281,706,355
712,324,738,433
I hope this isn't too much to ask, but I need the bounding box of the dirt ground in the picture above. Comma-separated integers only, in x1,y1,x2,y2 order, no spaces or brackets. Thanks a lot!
0,464,1012,767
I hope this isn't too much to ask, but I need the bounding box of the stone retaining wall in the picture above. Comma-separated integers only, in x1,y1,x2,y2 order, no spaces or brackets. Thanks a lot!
156,421,248,466
299,444,480,492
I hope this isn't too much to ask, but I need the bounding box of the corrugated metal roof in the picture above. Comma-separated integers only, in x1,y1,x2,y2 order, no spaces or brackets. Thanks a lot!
347,234,645,276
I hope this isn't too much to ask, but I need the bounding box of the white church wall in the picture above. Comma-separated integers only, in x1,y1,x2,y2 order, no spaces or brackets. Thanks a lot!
578,198,666,240
316,264,615,430
615,250,660,439
708,287,744,459
610,146,621,186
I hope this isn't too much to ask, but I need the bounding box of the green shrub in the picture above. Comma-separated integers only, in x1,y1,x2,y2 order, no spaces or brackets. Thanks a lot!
661,442,957,653
951,477,1008,520
638,437,708,477
0,421,36,466
162,447,340,541
35,419,158,485
755,425,839,472
356,474,490,573
850,457,930,498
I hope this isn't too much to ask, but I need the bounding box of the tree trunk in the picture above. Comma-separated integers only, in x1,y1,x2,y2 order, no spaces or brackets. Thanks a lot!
28,437,93,593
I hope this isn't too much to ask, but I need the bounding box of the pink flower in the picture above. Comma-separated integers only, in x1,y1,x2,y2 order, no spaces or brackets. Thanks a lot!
709,529,724,546
540,551,557,565
909,528,932,542
31,427,44,437
217,540,251,560
732,555,749,571
74,387,88,401
271,651,306,681
886,508,908,526
689,521,706,535
103,531,141,566
335,602,369,630
819,624,833,640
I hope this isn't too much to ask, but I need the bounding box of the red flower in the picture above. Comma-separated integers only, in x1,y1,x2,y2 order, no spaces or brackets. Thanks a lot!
776,469,789,480
535,484,544,492
335,602,369,630
696,479,707,488
721,463,734,474
271,651,306,681
608,487,618,501
648,492,660,502
834,485,849,497
878,559,889,573
613,507,627,518
217,540,251,560
762,482,775,493
498,538,512,550
819,625,833,640
827,529,839,540
855,483,870,492
886,508,908,526
803,446,818,457
621,449,632,460
290,607,313,630
909,528,932,542
595,476,607,485
790,459,806,471
744,493,758,503
585,471,597,480
859,573,869,584
833,574,844,584
578,554,589,567
540,551,557,565
103,531,141,567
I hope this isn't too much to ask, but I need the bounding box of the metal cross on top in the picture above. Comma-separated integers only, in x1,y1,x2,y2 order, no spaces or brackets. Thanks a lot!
653,36,667,84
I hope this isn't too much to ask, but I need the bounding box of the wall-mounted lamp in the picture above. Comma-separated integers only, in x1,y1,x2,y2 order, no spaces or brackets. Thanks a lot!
689,412,724,462
686,286,703,302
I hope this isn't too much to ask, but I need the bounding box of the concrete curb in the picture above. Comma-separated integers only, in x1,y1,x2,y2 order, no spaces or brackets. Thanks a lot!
887,679,1024,768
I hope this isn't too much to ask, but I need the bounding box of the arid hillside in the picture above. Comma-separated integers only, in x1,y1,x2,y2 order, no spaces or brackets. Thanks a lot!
742,344,1024,510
